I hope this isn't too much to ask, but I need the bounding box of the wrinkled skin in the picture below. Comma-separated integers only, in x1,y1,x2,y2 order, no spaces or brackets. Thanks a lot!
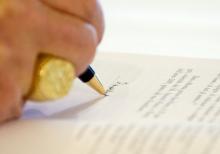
0,0,104,123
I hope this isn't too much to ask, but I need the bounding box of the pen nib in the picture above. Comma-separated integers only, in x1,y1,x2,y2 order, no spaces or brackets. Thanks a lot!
86,75,106,95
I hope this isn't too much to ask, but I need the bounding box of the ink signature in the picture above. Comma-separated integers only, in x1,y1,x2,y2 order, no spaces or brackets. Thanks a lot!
105,81,128,95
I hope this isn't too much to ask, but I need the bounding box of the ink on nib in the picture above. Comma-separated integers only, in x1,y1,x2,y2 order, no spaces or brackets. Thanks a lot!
86,75,106,95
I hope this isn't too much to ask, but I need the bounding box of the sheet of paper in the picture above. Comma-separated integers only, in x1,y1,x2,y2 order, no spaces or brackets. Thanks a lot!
1,53,220,154
1,120,220,154
23,53,220,124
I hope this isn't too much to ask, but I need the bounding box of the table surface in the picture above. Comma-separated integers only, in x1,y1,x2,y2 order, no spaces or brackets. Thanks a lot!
98,0,220,59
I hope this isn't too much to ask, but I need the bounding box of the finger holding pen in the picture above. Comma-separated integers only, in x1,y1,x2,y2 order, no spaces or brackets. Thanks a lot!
0,0,104,123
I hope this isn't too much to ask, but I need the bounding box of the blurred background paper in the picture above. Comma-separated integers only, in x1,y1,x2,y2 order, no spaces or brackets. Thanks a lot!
99,0,220,58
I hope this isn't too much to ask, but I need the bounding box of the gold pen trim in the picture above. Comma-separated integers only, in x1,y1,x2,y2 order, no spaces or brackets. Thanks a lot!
86,75,106,95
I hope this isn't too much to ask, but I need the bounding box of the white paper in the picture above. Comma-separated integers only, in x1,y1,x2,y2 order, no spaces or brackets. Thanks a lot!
23,53,220,124
1,53,220,154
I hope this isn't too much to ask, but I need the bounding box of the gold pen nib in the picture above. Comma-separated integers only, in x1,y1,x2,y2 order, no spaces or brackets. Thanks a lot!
86,75,106,95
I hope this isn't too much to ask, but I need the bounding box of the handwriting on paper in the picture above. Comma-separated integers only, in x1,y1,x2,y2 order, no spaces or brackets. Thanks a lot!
105,81,128,95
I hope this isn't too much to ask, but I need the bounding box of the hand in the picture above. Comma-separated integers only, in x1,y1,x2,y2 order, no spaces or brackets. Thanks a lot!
0,0,104,123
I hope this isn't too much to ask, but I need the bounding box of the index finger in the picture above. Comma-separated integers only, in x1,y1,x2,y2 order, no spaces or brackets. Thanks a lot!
40,0,104,43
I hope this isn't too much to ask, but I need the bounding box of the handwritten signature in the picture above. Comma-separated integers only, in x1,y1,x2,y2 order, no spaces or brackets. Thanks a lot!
105,81,128,95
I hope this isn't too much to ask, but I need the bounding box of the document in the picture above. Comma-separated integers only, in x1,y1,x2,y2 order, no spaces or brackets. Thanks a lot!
1,53,220,154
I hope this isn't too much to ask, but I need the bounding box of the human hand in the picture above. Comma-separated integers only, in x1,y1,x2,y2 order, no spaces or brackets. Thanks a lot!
0,0,104,123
